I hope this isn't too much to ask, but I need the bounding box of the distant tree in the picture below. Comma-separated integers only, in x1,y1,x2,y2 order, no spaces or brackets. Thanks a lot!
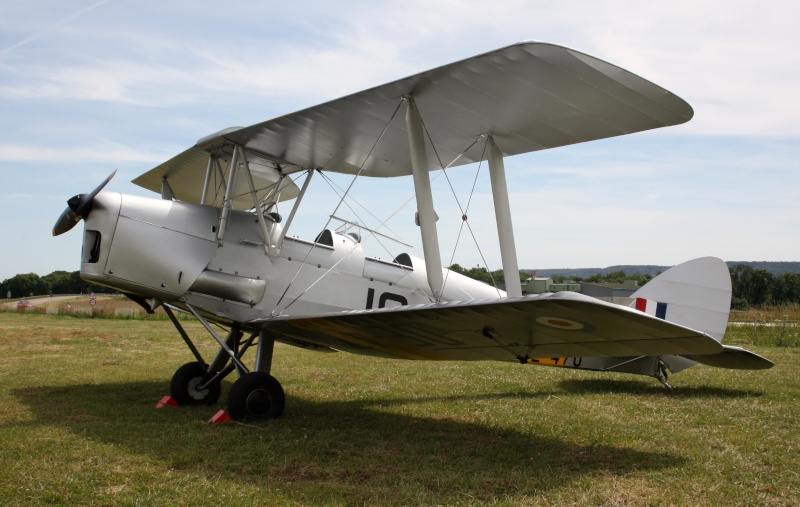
64,271,106,294
448,263,465,275
731,297,750,311
605,270,627,283
1,273,51,298
448,264,528,287
1,270,107,298
43,271,73,294
451,265,498,285
771,272,800,305
730,264,773,307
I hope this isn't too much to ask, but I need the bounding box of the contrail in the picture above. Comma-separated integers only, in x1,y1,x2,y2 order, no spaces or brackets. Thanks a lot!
0,0,112,56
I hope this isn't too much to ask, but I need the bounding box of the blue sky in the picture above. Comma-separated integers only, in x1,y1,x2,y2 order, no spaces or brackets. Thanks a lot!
1,0,799,281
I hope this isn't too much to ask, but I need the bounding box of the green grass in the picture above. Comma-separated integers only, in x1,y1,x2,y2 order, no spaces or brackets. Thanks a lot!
0,313,797,506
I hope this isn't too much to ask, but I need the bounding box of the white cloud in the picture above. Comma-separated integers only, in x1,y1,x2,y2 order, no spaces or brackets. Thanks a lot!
0,0,111,56
1,0,799,280
3,1,799,134
0,142,171,164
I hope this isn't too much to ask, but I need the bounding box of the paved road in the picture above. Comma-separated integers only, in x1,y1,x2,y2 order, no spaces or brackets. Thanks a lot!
1,294,87,310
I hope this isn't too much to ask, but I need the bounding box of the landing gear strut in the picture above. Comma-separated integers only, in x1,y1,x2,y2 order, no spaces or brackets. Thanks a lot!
163,304,285,421
654,358,673,389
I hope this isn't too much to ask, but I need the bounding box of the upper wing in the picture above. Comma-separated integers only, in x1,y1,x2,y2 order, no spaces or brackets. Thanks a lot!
134,41,693,197
255,292,721,361
132,131,301,209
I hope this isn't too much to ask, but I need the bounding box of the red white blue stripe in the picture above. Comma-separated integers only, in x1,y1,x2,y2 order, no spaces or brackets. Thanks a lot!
635,298,668,320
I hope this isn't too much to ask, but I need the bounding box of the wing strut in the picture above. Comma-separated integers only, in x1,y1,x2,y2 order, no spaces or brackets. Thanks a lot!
200,155,215,205
236,145,274,256
217,146,240,241
276,168,315,250
404,96,444,300
487,137,522,297
161,177,175,200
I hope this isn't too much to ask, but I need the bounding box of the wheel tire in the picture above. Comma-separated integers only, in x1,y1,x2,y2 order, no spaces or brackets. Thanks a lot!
227,372,285,421
170,361,221,406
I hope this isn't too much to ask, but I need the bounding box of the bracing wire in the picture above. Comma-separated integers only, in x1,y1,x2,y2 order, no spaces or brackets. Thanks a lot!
416,116,501,294
314,171,436,303
442,140,502,298
270,100,405,316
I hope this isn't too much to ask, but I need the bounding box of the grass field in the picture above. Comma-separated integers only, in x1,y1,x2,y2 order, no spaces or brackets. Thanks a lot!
0,312,797,506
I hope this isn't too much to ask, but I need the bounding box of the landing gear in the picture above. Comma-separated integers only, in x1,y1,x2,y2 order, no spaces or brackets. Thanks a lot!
170,361,221,406
162,304,285,421
227,372,285,421
654,358,673,389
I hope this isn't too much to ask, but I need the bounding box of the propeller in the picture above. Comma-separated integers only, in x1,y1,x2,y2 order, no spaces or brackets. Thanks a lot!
52,170,117,236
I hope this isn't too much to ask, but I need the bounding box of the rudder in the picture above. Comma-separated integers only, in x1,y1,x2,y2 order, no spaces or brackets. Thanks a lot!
630,256,731,343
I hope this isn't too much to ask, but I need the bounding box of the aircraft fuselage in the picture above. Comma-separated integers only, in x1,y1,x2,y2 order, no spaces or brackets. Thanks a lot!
80,192,503,324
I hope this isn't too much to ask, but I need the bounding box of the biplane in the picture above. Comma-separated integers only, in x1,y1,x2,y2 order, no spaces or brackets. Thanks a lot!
53,42,772,421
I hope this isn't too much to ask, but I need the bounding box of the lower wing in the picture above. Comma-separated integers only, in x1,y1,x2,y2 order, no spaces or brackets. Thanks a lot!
253,292,722,362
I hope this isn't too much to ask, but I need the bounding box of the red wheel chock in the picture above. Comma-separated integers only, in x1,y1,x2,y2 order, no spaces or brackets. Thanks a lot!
155,396,179,409
209,409,232,424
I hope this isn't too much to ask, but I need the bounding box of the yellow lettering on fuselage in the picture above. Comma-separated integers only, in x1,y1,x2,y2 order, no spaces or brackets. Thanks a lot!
529,357,567,367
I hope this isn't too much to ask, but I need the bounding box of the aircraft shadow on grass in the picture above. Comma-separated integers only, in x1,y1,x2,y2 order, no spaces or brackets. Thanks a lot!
556,378,764,399
10,380,695,502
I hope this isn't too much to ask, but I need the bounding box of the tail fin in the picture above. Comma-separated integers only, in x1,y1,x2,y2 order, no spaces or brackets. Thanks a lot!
631,256,731,343
631,257,772,371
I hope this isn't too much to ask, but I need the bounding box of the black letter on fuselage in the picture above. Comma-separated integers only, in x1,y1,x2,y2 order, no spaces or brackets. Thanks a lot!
366,289,408,309
379,292,407,308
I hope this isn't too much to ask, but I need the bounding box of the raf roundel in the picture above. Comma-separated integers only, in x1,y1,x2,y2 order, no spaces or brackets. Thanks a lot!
535,317,585,331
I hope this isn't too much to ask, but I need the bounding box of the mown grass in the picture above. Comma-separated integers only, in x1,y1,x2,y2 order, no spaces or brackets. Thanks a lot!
0,313,797,506
1,295,180,320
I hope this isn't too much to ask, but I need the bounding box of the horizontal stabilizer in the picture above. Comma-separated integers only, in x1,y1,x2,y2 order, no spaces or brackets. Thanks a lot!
682,345,774,370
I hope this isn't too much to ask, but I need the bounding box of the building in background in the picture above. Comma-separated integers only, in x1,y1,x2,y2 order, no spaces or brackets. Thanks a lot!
522,277,639,306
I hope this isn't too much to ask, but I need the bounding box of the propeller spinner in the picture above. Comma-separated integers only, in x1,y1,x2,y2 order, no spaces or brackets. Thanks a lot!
52,170,117,236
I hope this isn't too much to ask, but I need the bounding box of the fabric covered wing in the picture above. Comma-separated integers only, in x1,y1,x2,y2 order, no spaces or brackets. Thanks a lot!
132,133,301,209
256,292,721,361
220,42,692,177
133,41,693,192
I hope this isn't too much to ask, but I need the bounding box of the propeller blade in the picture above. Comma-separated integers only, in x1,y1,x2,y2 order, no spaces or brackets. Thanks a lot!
52,170,117,236
52,207,81,236
81,169,117,214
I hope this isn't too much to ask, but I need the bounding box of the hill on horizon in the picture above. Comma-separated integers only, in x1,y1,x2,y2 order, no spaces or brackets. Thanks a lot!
525,261,800,279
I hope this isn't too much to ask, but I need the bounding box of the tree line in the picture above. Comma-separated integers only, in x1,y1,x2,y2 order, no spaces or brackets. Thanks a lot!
729,264,800,309
1,271,106,299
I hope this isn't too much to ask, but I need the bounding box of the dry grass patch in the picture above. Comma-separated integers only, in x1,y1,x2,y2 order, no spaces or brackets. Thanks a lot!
0,312,797,506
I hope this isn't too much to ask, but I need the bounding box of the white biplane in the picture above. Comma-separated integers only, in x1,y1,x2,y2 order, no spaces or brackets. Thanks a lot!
53,42,772,421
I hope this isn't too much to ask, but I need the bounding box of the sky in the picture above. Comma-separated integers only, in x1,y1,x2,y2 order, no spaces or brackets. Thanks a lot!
1,0,799,282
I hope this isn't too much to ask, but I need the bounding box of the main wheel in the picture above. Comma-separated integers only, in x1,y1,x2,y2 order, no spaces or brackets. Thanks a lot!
227,372,285,421
170,361,221,406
